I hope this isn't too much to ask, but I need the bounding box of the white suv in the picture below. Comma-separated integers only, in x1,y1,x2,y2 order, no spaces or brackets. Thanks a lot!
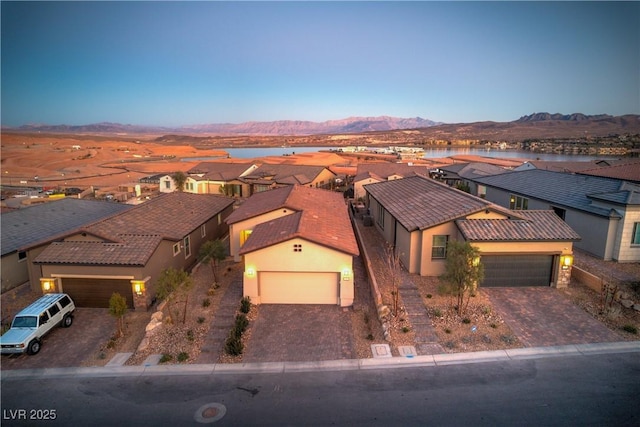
1,293,75,355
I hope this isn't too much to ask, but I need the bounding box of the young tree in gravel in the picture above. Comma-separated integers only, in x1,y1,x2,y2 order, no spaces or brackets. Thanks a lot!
156,267,193,324
440,241,484,316
384,243,402,317
199,239,227,283
108,292,128,338
172,171,187,192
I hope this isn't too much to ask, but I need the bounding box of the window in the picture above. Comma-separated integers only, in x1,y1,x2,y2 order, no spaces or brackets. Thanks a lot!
59,295,71,308
632,223,640,245
184,236,191,258
173,242,181,256
552,206,566,221
201,224,206,238
431,235,449,259
48,304,60,317
164,180,171,189
376,203,385,228
509,194,528,210
217,213,222,225
293,244,302,252
39,312,49,326
18,251,27,262
240,230,252,246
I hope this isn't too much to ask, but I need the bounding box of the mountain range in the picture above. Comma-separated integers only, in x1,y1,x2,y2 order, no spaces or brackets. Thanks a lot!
4,113,639,138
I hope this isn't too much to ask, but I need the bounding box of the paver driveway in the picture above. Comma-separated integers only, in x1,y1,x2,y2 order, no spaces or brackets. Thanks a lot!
484,287,623,347
242,304,355,363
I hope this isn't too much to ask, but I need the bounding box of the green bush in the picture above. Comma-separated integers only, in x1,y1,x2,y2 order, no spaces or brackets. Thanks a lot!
177,352,189,362
402,326,410,333
240,296,251,314
622,324,638,334
159,354,173,364
234,314,249,338
225,334,244,356
433,308,442,318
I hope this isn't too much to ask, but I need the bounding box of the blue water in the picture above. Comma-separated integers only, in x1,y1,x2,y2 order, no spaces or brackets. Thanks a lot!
182,146,619,162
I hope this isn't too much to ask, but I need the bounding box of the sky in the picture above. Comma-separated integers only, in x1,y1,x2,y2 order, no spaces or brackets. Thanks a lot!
1,1,638,126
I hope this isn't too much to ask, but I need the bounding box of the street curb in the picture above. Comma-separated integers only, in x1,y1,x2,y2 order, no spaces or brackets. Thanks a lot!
2,341,638,380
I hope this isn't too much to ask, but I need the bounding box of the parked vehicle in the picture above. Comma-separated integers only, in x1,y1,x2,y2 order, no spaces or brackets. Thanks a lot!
0,293,75,355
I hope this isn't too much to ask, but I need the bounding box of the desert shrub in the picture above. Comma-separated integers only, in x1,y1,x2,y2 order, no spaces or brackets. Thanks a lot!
177,352,189,362
207,288,216,296
366,334,374,341
234,314,249,338
197,317,205,324
490,323,498,329
202,298,211,308
225,334,243,356
159,354,173,364
433,308,442,318
444,341,456,349
186,330,195,341
500,335,517,344
426,294,432,299
444,328,451,334
622,324,638,334
240,296,251,314
402,326,410,333
462,318,471,324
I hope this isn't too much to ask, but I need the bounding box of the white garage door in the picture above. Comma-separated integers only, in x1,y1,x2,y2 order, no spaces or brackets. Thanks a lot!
259,272,339,304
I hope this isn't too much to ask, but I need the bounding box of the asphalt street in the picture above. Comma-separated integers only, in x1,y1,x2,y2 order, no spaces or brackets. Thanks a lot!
2,350,639,426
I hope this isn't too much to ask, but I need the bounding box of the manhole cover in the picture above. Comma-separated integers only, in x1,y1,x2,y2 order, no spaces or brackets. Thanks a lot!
194,403,226,423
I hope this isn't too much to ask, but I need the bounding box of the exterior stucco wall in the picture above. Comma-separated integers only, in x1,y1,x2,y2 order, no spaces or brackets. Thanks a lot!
418,222,460,276
394,225,421,274
355,178,380,201
312,169,337,189
613,205,640,262
243,237,354,306
368,196,396,245
1,253,29,292
229,208,296,261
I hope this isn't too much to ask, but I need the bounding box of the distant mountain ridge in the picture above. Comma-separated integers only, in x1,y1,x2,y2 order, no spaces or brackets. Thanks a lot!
7,116,441,136
516,112,614,122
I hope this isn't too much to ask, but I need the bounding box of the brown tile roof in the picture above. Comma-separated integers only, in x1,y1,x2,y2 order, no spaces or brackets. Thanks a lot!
364,176,493,231
236,186,359,256
88,192,234,241
354,163,430,182
187,162,255,181
242,164,332,185
456,210,581,242
34,234,163,265
578,159,640,183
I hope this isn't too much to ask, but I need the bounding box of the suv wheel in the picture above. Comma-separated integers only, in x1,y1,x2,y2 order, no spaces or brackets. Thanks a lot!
62,314,73,328
27,339,41,355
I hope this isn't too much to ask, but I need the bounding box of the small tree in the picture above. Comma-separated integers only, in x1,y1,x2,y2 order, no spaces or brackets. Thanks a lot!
108,292,128,338
156,267,193,324
440,241,484,316
172,171,187,192
199,239,227,283
384,243,402,317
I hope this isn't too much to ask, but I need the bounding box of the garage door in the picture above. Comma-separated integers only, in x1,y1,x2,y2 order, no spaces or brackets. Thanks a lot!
480,255,553,287
259,272,339,304
61,278,133,308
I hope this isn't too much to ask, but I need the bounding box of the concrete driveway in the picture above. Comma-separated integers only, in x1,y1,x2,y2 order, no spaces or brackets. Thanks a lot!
0,308,116,370
484,287,623,347
242,304,355,363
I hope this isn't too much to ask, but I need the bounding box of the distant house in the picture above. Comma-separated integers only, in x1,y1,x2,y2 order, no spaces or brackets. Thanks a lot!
352,163,430,200
364,176,580,287
435,162,507,195
470,169,640,262
1,199,132,293
226,185,359,306
241,164,337,194
25,193,234,309
183,162,258,196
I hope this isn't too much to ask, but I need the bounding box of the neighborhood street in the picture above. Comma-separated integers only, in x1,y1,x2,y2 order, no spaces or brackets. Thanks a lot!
2,350,639,426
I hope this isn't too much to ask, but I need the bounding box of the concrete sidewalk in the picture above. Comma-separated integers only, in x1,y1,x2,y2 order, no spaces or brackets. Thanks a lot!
3,341,638,380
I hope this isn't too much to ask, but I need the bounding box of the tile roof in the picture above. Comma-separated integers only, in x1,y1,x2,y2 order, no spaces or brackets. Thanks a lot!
187,162,255,181
578,159,640,183
456,211,581,242
87,192,234,241
236,186,359,256
354,163,430,183
34,234,163,265
364,176,493,231
242,164,331,185
473,169,639,215
2,198,132,255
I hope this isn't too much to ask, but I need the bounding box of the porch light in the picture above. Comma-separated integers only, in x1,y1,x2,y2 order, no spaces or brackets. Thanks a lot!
246,267,256,278
132,280,145,296
40,278,54,293
560,254,573,269
472,257,480,267
342,268,352,281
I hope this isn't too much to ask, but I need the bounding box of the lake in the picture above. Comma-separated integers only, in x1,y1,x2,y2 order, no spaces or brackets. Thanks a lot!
183,146,619,162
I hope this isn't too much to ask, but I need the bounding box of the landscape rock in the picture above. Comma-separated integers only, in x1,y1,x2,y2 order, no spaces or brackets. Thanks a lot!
620,299,634,309
151,311,163,322
633,303,640,312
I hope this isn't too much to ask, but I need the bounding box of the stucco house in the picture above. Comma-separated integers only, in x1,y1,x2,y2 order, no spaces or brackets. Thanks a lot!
226,185,359,306
182,162,258,196
364,176,580,287
1,198,132,293
435,162,507,194
470,169,640,262
241,164,337,194
352,163,430,201
24,193,234,310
